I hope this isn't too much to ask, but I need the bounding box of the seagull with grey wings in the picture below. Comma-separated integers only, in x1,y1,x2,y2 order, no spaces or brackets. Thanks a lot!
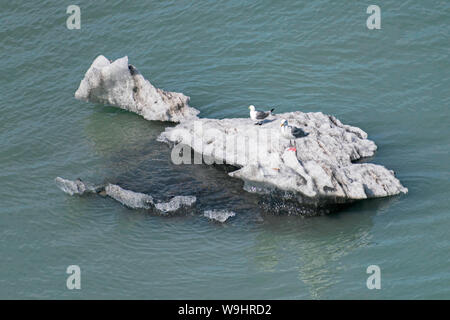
248,105,274,125
280,118,308,146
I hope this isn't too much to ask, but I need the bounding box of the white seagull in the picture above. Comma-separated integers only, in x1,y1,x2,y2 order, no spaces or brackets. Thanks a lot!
280,119,308,145
249,105,274,125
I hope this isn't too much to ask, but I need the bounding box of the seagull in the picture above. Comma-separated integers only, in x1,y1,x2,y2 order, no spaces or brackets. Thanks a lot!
280,119,308,145
249,105,274,125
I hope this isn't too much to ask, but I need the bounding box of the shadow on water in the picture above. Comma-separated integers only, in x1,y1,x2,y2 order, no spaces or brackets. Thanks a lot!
249,196,402,298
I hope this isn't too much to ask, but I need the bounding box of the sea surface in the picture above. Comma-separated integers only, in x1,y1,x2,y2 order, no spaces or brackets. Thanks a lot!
0,1,449,299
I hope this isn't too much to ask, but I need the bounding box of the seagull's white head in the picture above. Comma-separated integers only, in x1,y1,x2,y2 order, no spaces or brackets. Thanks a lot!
248,105,255,111
280,119,288,127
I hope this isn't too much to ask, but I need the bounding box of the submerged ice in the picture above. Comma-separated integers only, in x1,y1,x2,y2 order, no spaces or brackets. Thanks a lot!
55,177,97,196
203,210,236,223
104,184,154,209
155,196,197,214
55,178,196,213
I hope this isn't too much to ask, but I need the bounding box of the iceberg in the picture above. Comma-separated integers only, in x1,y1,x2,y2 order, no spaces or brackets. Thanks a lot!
55,177,97,196
55,179,196,212
104,184,154,209
73,56,408,209
158,112,408,205
75,55,199,122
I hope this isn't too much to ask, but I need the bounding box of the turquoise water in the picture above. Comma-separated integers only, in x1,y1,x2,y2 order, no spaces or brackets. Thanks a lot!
1,1,449,299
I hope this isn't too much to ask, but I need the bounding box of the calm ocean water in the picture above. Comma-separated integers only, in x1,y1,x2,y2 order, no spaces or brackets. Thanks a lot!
0,1,449,299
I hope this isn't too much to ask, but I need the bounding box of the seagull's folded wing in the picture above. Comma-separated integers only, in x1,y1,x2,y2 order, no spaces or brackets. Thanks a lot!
292,127,308,138
255,111,268,119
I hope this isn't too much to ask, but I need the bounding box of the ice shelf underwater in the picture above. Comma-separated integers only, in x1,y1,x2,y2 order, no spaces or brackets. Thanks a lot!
74,55,407,206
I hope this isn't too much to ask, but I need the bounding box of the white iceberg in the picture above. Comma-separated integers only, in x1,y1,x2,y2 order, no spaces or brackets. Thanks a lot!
159,112,408,205
73,56,408,208
75,55,199,123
